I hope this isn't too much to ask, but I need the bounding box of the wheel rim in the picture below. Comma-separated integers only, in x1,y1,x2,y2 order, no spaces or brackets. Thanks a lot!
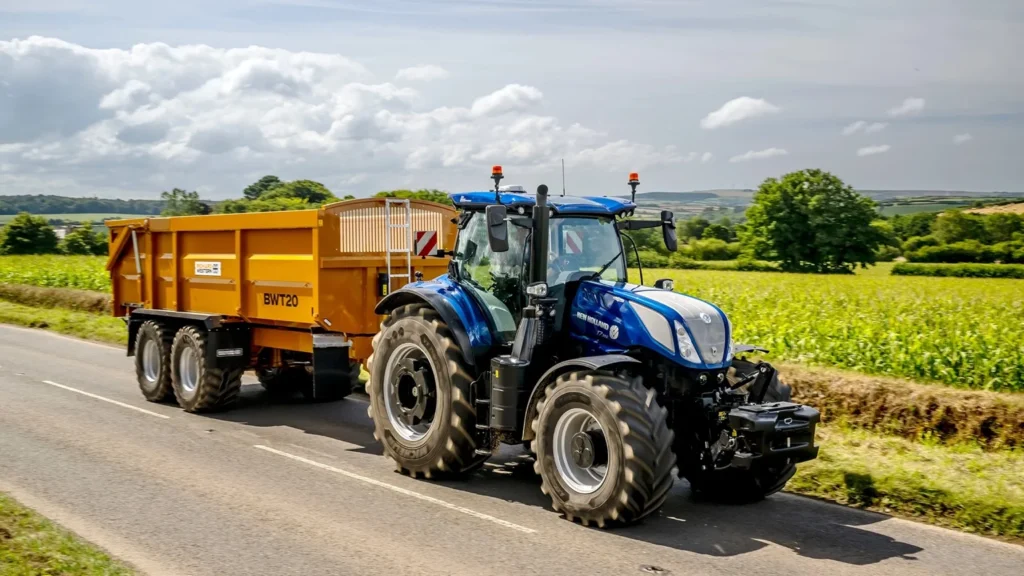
382,342,438,442
178,345,200,397
553,408,609,494
141,338,160,386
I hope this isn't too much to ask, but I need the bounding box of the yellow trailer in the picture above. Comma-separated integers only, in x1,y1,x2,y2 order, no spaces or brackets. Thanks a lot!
105,198,456,412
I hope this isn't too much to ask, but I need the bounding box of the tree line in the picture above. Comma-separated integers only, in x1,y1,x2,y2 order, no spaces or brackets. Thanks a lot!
0,195,163,216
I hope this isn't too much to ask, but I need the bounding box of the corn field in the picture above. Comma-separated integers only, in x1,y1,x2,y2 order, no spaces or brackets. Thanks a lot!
645,269,1024,392
0,255,110,292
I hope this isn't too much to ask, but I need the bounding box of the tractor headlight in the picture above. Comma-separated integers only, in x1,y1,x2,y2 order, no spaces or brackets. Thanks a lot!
674,321,702,364
526,282,548,297
654,279,674,291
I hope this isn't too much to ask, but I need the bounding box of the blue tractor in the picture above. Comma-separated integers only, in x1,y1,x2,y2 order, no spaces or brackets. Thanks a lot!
368,167,820,526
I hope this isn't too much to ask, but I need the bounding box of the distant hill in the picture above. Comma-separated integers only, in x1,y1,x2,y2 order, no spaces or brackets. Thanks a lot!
630,191,720,202
0,195,164,216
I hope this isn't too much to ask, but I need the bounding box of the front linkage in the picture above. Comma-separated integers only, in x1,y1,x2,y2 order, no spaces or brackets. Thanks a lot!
698,362,820,476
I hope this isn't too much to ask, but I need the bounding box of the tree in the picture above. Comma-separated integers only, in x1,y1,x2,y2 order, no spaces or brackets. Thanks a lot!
933,211,986,244
702,223,733,242
261,179,336,205
219,196,311,214
243,175,283,200
160,189,209,216
0,212,60,255
682,217,710,240
890,212,938,240
60,221,109,255
741,169,884,273
374,189,452,206
983,213,1023,243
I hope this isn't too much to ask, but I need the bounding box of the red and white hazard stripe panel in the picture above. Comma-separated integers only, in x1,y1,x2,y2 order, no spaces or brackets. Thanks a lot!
563,229,583,254
414,230,438,257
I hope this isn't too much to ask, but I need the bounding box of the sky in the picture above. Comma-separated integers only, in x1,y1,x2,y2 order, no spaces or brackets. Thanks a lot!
1,0,1022,200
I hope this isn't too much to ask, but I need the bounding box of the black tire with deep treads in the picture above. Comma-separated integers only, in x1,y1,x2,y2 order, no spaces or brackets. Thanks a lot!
532,370,677,527
134,320,175,403
170,326,243,413
366,303,487,478
684,357,796,502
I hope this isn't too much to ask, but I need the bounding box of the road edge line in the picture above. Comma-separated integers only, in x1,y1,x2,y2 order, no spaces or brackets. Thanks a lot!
41,380,171,419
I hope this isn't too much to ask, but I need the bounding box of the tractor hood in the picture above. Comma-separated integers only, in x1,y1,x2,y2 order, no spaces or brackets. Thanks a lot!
568,280,733,370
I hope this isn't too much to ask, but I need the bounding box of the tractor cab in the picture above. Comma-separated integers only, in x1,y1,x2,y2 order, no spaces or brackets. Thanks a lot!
447,167,676,343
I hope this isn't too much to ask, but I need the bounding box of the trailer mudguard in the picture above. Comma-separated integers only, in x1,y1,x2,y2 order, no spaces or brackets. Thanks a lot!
521,354,641,441
374,277,496,367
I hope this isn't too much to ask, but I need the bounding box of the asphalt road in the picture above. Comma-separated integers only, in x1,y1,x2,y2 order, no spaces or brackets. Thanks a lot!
1,325,1021,576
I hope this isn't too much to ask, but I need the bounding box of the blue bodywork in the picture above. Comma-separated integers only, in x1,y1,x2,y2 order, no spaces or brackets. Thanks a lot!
450,191,635,216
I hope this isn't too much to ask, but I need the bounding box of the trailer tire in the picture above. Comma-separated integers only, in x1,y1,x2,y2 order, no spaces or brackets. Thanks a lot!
532,370,676,527
134,320,175,403
367,303,486,478
257,366,305,399
684,364,796,502
170,326,243,413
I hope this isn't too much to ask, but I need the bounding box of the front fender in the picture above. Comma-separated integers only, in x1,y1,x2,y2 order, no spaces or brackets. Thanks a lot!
521,354,641,441
374,278,495,367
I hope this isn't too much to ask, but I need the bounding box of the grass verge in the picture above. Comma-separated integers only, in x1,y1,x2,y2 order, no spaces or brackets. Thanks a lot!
782,362,1024,450
0,300,126,345
788,425,1023,541
0,283,110,314
0,493,134,575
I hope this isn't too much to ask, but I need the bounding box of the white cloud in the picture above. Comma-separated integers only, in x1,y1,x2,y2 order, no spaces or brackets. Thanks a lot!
953,133,973,145
729,147,787,163
701,152,713,164
395,64,450,82
843,120,887,136
469,84,543,117
0,37,680,197
857,144,891,157
700,97,780,130
864,122,888,134
888,97,925,117
841,121,865,136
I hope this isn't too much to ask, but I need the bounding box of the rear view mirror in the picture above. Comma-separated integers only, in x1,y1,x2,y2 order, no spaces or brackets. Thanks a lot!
485,205,509,253
661,210,677,252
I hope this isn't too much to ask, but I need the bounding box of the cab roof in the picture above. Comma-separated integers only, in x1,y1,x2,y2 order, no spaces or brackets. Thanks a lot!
450,191,636,216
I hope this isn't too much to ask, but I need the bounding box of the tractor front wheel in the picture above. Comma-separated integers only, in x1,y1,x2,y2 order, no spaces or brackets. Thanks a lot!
532,370,676,526
366,304,487,477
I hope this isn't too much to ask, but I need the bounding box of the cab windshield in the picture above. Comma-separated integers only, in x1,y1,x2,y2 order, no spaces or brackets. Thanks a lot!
547,216,625,285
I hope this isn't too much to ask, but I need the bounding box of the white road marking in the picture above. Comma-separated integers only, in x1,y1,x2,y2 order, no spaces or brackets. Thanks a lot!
254,445,537,534
41,380,170,419
667,516,686,523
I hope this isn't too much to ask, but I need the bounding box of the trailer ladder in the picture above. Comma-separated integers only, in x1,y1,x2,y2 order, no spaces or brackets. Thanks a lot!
384,198,413,294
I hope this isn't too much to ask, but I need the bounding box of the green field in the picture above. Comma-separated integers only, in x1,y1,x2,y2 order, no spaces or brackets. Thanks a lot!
638,267,1024,391
0,255,111,291
0,213,144,224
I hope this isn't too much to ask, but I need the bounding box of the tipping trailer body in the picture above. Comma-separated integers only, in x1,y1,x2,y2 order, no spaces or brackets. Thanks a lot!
105,198,456,410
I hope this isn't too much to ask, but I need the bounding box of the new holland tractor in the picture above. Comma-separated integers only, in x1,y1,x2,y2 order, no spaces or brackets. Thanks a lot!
367,167,820,526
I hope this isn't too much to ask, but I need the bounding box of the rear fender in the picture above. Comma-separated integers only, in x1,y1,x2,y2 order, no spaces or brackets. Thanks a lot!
374,280,494,367
521,354,641,441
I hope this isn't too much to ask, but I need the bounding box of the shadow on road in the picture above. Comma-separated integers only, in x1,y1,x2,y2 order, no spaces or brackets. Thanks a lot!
213,384,923,566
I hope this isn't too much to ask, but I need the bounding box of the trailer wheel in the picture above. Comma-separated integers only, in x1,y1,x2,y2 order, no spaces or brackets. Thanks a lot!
532,370,676,527
684,361,796,502
366,303,486,477
257,366,305,399
134,320,175,402
170,326,243,413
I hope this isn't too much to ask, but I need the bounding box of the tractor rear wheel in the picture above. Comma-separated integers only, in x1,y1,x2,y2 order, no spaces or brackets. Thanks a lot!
170,326,243,413
134,320,175,402
684,358,796,502
532,370,676,527
366,303,487,477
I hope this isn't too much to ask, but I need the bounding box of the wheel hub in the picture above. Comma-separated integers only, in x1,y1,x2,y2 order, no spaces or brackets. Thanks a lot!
382,343,438,442
570,430,607,469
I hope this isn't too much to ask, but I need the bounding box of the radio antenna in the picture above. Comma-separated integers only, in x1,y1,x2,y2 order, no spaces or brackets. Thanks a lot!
561,158,566,197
